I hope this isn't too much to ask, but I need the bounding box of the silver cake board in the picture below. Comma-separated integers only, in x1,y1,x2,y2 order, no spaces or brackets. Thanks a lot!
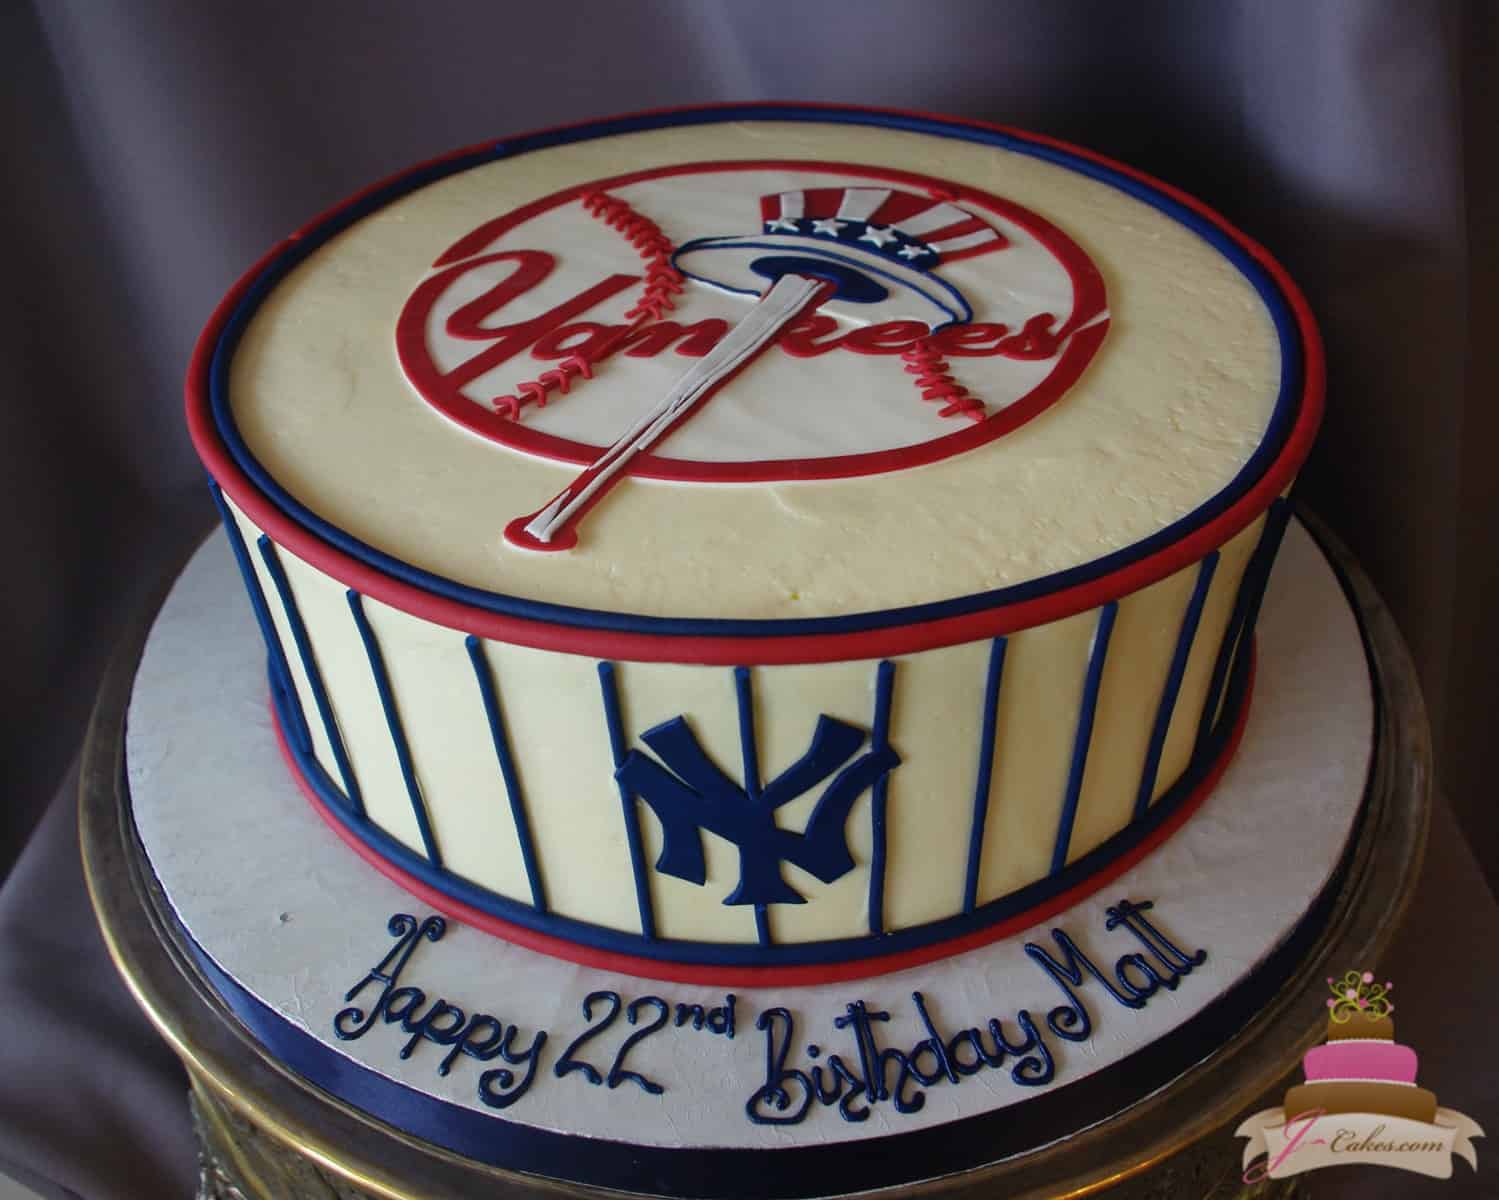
122,518,1373,1195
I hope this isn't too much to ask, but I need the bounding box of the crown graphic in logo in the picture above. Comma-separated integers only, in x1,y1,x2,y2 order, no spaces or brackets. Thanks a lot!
673,187,1006,329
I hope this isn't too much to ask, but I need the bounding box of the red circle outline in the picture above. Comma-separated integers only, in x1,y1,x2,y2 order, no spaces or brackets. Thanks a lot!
394,159,1109,483
186,105,1324,667
272,651,1253,987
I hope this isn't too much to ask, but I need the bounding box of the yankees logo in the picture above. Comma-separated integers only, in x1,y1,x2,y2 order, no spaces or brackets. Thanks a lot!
614,713,899,908
395,161,1110,551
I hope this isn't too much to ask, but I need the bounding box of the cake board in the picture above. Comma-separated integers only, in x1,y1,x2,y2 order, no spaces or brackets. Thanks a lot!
80,509,1430,1199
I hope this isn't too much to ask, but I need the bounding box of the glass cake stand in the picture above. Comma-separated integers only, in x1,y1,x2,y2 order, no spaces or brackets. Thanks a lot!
78,508,1430,1200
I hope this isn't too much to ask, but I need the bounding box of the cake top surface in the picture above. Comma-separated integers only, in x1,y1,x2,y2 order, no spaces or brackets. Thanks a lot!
205,108,1312,636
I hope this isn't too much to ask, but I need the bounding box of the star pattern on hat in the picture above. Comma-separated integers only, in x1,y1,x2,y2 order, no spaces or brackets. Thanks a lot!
754,186,1005,271
759,216,941,265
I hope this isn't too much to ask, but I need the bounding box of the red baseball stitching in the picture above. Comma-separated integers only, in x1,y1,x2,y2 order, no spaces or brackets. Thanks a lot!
493,356,595,420
901,339,986,422
490,192,685,420
581,191,685,321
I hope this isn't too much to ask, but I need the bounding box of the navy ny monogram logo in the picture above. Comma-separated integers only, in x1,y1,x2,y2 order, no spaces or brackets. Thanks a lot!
614,714,900,907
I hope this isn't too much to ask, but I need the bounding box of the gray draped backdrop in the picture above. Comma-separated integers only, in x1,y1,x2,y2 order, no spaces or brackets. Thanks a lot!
3,2,1494,1196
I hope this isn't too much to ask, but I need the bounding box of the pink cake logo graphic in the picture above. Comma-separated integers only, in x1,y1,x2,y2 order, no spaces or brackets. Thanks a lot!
1237,971,1483,1181
394,161,1109,551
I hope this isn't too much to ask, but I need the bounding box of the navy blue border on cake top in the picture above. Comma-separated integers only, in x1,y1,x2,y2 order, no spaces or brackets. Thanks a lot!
206,105,1305,641
267,635,1253,970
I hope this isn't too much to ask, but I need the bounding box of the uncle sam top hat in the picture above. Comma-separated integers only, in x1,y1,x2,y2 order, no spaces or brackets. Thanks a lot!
672,186,1006,330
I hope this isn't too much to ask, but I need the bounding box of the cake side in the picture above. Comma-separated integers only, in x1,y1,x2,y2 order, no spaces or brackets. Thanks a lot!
219,490,1267,961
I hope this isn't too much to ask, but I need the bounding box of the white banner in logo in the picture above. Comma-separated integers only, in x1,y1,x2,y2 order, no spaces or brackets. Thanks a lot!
1237,1107,1484,1180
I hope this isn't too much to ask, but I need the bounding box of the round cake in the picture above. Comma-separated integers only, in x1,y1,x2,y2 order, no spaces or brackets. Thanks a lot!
186,105,1321,983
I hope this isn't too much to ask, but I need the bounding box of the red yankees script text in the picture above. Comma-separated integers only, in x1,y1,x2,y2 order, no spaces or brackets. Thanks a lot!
431,251,1068,390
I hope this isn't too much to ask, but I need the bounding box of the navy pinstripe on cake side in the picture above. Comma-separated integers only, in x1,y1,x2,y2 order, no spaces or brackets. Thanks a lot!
733,667,775,947
1051,603,1119,874
347,591,441,866
258,536,362,814
598,662,656,940
866,660,898,935
209,484,313,758
1196,500,1292,757
465,636,548,911
1135,554,1220,819
963,638,1008,913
